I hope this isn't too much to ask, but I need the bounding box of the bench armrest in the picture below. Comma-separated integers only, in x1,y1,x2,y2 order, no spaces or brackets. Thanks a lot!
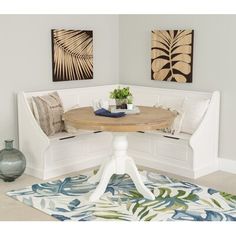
189,91,220,169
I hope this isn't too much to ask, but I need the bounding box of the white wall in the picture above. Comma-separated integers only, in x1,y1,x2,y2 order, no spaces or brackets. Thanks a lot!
1,14,235,163
119,15,236,161
0,15,119,149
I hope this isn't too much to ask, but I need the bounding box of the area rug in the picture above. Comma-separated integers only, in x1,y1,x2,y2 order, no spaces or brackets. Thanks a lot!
6,171,236,221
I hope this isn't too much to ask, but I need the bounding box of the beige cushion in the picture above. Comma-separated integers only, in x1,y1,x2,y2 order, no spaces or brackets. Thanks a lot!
181,98,210,134
62,105,80,134
32,92,64,136
63,106,100,135
171,110,185,135
154,104,184,135
64,123,80,134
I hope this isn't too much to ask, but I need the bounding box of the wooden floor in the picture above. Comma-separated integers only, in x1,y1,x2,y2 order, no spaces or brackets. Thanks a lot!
0,168,236,221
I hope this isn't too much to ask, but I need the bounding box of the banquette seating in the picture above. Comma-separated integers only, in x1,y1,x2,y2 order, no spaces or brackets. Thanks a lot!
18,84,220,180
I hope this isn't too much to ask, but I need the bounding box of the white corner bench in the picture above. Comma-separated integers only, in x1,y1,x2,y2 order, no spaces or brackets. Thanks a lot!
18,84,220,180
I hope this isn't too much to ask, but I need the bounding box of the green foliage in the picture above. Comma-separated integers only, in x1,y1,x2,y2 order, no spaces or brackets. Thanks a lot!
220,192,236,203
127,96,133,104
110,87,132,100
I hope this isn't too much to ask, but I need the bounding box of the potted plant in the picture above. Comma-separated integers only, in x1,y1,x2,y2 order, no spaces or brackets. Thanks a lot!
110,87,132,109
127,96,134,110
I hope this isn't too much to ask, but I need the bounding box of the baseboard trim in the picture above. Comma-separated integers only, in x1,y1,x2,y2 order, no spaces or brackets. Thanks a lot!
134,157,219,179
193,161,219,178
129,149,219,179
218,158,236,174
25,166,44,179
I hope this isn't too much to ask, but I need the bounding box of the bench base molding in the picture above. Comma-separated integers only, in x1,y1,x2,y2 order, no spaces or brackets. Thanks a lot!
25,153,219,180
25,154,105,180
128,149,219,179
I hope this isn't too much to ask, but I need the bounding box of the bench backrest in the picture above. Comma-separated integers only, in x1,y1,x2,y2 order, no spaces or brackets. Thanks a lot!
128,85,212,108
23,84,214,119
24,84,117,112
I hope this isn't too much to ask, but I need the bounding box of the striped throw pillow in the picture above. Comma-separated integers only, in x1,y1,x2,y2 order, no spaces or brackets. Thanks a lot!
32,92,64,136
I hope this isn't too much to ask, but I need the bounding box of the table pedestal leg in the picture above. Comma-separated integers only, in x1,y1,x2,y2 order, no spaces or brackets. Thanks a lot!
88,156,110,183
89,133,155,201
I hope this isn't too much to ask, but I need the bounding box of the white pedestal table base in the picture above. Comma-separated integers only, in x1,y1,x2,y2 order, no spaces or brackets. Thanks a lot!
89,133,155,201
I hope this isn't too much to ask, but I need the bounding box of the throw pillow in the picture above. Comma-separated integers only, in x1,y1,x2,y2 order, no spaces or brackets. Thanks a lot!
171,110,185,135
155,105,184,135
64,123,80,134
181,98,210,134
62,104,81,134
157,95,184,111
32,92,64,136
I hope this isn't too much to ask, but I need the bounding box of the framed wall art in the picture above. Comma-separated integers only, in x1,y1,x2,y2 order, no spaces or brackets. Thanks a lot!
51,29,93,82
151,30,194,83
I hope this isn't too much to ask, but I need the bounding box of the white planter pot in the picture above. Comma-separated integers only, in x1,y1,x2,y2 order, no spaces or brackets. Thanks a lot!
127,104,134,110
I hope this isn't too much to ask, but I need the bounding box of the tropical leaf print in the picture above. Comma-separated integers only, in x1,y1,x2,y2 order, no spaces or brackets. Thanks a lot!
220,192,236,203
151,30,194,83
6,171,236,221
30,175,95,197
52,29,93,81
172,210,236,221
123,187,199,220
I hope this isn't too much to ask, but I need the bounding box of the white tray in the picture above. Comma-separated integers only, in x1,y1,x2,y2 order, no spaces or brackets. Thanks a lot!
110,106,140,114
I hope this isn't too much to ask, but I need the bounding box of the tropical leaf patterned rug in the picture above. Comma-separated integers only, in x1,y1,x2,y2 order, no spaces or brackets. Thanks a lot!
6,171,236,221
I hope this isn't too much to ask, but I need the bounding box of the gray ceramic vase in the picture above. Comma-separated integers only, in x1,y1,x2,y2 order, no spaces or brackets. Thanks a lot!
0,140,26,182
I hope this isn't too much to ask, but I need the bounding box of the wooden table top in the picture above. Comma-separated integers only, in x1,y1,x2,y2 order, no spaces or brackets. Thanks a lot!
63,106,176,132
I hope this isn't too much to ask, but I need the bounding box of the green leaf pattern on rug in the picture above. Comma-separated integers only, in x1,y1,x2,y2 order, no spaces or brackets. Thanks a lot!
6,171,236,221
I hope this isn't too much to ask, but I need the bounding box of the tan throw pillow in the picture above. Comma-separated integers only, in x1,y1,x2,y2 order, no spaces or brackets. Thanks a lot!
64,123,80,134
32,92,64,136
63,105,80,134
171,110,185,135
181,98,210,134
154,105,183,135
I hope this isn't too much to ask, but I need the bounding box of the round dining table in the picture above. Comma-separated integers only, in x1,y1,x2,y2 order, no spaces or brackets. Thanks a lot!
63,106,176,201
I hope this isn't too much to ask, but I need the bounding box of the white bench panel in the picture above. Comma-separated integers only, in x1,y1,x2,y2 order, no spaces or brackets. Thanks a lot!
19,84,219,179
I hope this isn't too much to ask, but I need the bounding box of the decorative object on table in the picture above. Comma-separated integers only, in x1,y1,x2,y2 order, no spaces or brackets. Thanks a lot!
99,99,109,110
92,99,100,111
94,108,126,118
92,99,110,111
110,87,133,109
110,105,140,115
151,30,194,83
7,170,236,221
127,96,134,110
51,29,93,81
0,140,26,182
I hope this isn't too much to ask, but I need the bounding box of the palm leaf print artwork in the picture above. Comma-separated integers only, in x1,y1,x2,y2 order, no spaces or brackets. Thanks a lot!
51,29,93,81
151,30,194,83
